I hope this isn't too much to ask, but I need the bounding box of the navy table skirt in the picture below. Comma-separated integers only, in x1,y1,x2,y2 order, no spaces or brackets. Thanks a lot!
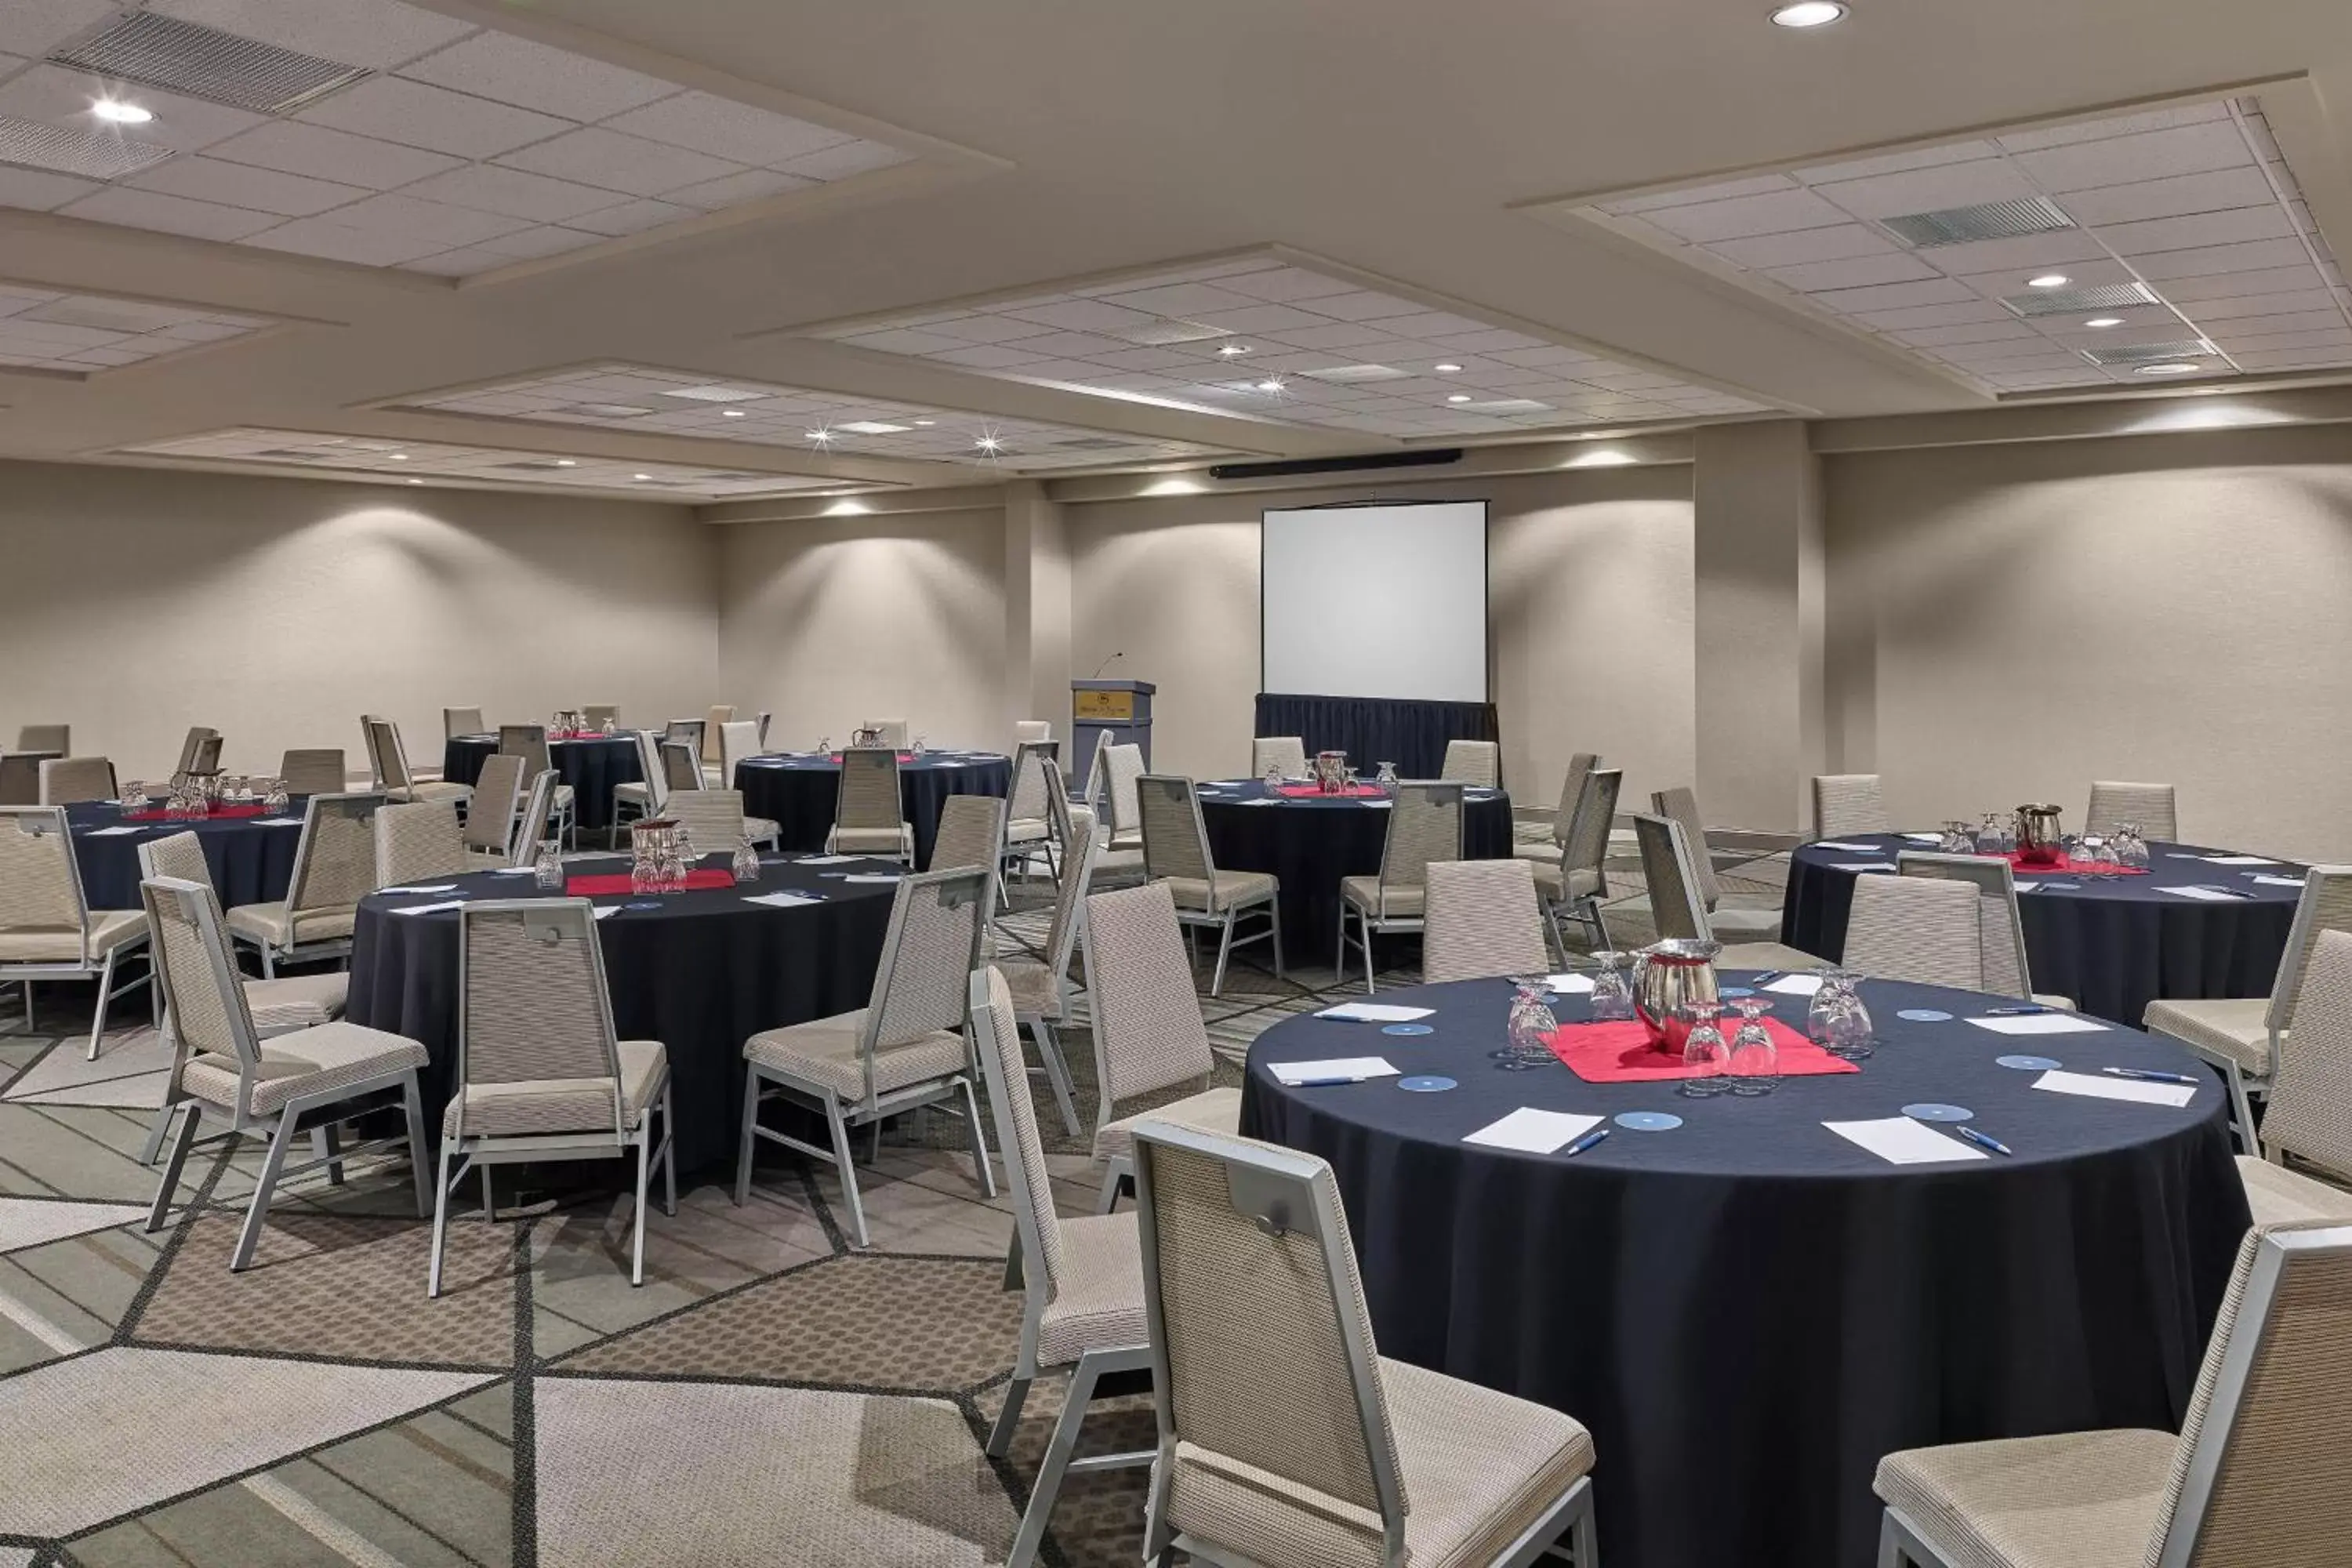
442,734,643,834
1198,780,1514,967
1242,972,2248,1568
1780,833,2301,1025
1253,691,1500,782
733,751,1012,869
345,855,897,1172
67,798,307,910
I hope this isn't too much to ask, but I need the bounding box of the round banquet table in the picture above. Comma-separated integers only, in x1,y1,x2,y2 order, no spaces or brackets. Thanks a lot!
344,853,898,1171
1240,972,2249,1568
66,797,307,910
441,733,643,835
733,750,1013,869
1196,779,1515,967
1780,833,2302,1025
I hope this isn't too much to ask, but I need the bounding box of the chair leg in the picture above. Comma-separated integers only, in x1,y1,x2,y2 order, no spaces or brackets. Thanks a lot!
733,1065,762,1206
1269,895,1283,979
1336,901,1353,991
136,1097,180,1167
1568,1486,1601,1566
231,1110,301,1271
1543,901,1570,967
826,1098,869,1247
960,1076,997,1199
660,1087,677,1218
427,1144,456,1298
988,1371,1033,1460
1876,1513,1908,1568
2224,1062,2259,1155
401,1074,430,1219
146,1101,200,1232
630,1134,651,1287
1210,912,1235,996
1360,909,1377,993
316,1124,345,1185
1008,1357,1103,1568
1030,1020,1082,1137
85,947,119,1061
261,946,276,979
1096,1157,1130,1215
1001,1229,1025,1292
481,1164,495,1220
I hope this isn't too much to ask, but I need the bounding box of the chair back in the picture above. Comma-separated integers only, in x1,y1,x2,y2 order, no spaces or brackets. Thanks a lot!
1038,816,1099,1000
137,829,215,895
497,724,554,779
834,746,902,830
2087,780,2176,841
1014,720,1052,746
2261,930,2352,1178
464,753,526,855
454,899,625,1142
140,877,262,1098
2267,866,2352,1036
358,714,386,788
1083,881,1216,1109
1634,811,1711,942
1103,743,1145,837
702,706,735,762
719,720,762,785
1811,773,1889,840
1552,752,1598,848
855,867,989,1108
1563,767,1623,892
1374,782,1461,914
1900,851,2031,999
513,770,558,866
1422,859,1550,983
582,704,620,730
755,710,771,750
1138,775,1214,885
1008,739,1058,825
2144,1221,2352,1568
1131,1124,1405,1557
862,717,910,748
365,719,414,792
969,967,1069,1318
1843,873,1983,990
660,739,705,794
444,706,485,739
929,794,1005,876
630,729,668,814
174,727,220,776
1043,756,1078,852
0,806,91,944
278,749,346,797
665,789,749,850
39,757,117,805
376,800,470,887
1251,736,1306,779
289,793,386,913
662,719,706,766
0,753,42,805
1439,738,1498,788
1650,785,1722,910
15,724,67,753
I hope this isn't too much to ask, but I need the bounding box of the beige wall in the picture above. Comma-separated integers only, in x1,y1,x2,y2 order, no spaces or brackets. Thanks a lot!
1825,426,2352,862
0,460,716,782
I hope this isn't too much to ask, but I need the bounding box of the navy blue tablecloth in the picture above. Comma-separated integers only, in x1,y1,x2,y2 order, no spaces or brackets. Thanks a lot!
1780,834,2300,1025
1253,692,1500,782
345,855,898,1172
732,751,1012,869
67,798,307,910
1241,973,2248,1568
442,733,643,834
1197,779,1514,967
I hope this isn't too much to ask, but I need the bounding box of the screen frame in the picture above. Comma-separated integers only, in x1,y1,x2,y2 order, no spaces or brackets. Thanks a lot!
1258,496,1493,701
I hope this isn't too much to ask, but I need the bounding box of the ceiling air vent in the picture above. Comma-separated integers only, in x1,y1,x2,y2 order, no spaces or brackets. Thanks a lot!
1051,436,1133,450
1301,363,1408,383
1878,196,2073,248
557,403,655,419
2081,339,2215,367
1114,318,1231,347
52,13,370,116
2003,281,2160,318
492,460,574,471
252,448,328,460
0,115,174,179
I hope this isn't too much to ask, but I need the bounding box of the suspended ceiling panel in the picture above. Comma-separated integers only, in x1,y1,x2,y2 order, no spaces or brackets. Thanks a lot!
1561,96,2352,394
800,253,1774,437
394,362,1236,471
111,426,857,497
0,0,916,278
0,280,270,372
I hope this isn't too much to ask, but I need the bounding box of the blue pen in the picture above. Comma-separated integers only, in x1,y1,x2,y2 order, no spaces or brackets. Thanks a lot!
1561,1127,1611,1158
2103,1065,2201,1087
1956,1127,2013,1156
1293,1076,1370,1087
1748,971,1783,989
1984,1005,2053,1015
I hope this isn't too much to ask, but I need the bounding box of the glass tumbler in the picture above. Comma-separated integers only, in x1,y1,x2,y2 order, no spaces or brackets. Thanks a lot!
1679,1003,1732,1097
1496,977,1560,1071
1726,996,1780,1095
1588,952,1636,1022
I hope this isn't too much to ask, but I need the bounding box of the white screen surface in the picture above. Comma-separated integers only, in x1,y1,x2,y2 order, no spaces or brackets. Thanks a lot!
1261,501,1488,702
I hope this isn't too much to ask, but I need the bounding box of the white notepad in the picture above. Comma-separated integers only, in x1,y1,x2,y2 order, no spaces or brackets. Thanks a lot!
1900,833,1944,844
1362,800,1392,809
1239,797,1280,806
842,873,902,884
1812,840,1886,853
84,826,144,837
2201,855,2275,866
1464,1108,1602,1154
743,891,822,909
390,900,466,916
1824,1117,1987,1165
1316,1002,1434,1023
2032,1069,2195,1109
489,866,537,876
593,906,620,920
1269,1056,1399,1086
2159,886,2239,902
795,855,861,866
1965,1012,2107,1036
259,818,303,827
1829,862,1898,873
1764,975,1824,996
2252,875,2307,887
379,884,458,895
1547,973,1596,994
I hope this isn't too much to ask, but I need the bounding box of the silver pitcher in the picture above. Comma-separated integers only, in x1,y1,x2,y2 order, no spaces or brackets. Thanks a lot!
1632,937,1722,1054
2014,804,2064,866
1315,750,1348,794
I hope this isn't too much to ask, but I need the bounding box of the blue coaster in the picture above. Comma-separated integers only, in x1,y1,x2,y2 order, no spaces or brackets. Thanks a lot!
1718,986,1755,999
1897,1008,1954,1022
1398,1075,1456,1092
1904,1102,1973,1123
1614,1111,1683,1132
1381,1022,1435,1036
622,900,662,911
1996,1054,2063,1071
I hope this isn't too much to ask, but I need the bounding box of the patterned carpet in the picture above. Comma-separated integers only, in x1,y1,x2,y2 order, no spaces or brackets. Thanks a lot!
0,834,1788,1568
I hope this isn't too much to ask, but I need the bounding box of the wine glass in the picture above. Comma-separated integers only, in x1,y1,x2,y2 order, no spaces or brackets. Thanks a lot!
1588,952,1635,1022
1813,974,1876,1061
911,733,927,756
1496,976,1559,1071
731,834,763,885
533,838,564,891
1726,996,1780,1095
1679,1003,1731,1097
815,735,832,757
263,777,289,812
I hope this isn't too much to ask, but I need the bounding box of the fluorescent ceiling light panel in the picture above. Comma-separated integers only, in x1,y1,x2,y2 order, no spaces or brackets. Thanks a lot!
659,383,768,402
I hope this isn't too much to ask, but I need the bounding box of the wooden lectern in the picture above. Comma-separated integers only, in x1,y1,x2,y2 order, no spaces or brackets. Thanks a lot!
1071,679,1153,793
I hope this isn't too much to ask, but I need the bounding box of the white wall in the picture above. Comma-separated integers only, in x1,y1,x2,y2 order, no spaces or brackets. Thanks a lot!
0,460,718,782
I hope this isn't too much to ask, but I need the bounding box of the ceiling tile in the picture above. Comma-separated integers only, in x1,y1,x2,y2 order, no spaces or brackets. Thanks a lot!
1892,320,2043,347
1599,173,1798,214
599,91,849,166
0,163,100,211
1807,278,1979,313
60,186,281,241
474,223,604,260
2056,166,2280,227
1793,140,2002,185
2161,267,2326,303
1640,188,1851,242
1093,281,1269,318
396,246,516,277
2230,346,2352,370
542,195,694,238
775,139,910,183
1210,266,1359,303
2130,237,2315,281
2182,286,2339,319
1848,300,2017,329
150,0,478,69
1762,252,1941,292
241,215,452,265
320,191,532,245
397,32,677,121
1811,158,2040,220
2009,121,2254,194
1995,101,2230,153
0,64,265,152
1897,228,2106,278
663,167,811,209
2190,307,2347,338
401,163,625,223
0,0,114,55
299,76,574,160
494,125,744,198
2102,205,2296,256
1255,321,1399,351
204,120,464,188
999,297,1160,334
1709,223,1900,269
124,155,368,217
906,314,1056,346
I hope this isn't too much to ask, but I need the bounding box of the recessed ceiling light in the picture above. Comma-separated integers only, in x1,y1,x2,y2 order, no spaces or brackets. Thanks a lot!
632,472,653,480
1769,1,1848,27
1434,363,1463,373
975,435,1004,453
554,459,577,466
806,429,833,443
659,385,766,403
2135,362,2203,376
1254,378,1285,393
836,420,910,435
1218,343,1253,357
2027,274,2071,289
90,99,153,124
387,452,407,460
2084,317,2124,328
721,408,746,418
913,419,936,426
405,477,423,485
1446,394,1473,403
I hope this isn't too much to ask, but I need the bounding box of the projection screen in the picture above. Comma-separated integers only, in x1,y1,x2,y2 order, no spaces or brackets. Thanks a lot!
1260,500,1489,702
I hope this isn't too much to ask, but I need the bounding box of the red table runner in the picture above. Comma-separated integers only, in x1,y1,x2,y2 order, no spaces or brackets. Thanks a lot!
1274,783,1386,798
1545,1016,1859,1083
565,868,735,895
828,753,916,763
2004,851,2149,877
120,804,274,823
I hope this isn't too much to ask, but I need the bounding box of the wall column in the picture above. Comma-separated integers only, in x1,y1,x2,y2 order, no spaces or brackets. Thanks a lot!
1692,419,1825,833
1002,481,1073,742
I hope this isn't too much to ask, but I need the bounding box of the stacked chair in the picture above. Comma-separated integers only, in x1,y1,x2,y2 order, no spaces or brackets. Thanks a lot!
1136,773,1282,996
1338,782,1462,993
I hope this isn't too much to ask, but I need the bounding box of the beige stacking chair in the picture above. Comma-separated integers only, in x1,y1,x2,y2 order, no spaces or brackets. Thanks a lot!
510,769,559,868
659,739,706,797
656,718,706,785
1652,784,1782,941
375,800,474,888
986,815,1095,1135
143,876,428,1272
16,724,67,753
497,724,575,845
1004,739,1061,880
1421,858,1551,984
610,729,666,829
443,706,485,740
1138,773,1283,996
1132,1123,1601,1568
172,727,221,778
1900,851,2073,1006
1843,873,1984,990
1516,752,1596,873
1,805,151,1058
39,756,117,805
928,794,1008,957
664,788,780,852
700,705,736,782
226,792,383,977
1634,811,1817,971
717,719,766,792
429,900,674,1295
1811,773,1889,841
732,867,993,1246
2235,930,2352,1224
1250,735,1307,779
1440,738,1501,787
1339,782,1463,993
1013,719,1052,746
1872,1220,2352,1568
582,703,620,731
861,716,909,749
2086,780,2177,841
363,717,468,806
2146,866,2352,1152
1098,741,1145,851
0,753,45,805
1534,766,1621,956
278,749,347,797
459,753,525,868
969,966,1153,1568
1081,881,1243,1213
826,746,913,860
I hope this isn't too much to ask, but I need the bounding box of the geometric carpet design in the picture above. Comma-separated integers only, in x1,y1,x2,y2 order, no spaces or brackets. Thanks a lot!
0,837,1788,1566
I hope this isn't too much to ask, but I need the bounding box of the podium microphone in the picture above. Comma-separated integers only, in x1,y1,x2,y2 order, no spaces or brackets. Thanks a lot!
1091,651,1125,678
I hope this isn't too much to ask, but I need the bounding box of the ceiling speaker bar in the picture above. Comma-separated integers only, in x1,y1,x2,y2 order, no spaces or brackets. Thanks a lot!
1207,448,1464,481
